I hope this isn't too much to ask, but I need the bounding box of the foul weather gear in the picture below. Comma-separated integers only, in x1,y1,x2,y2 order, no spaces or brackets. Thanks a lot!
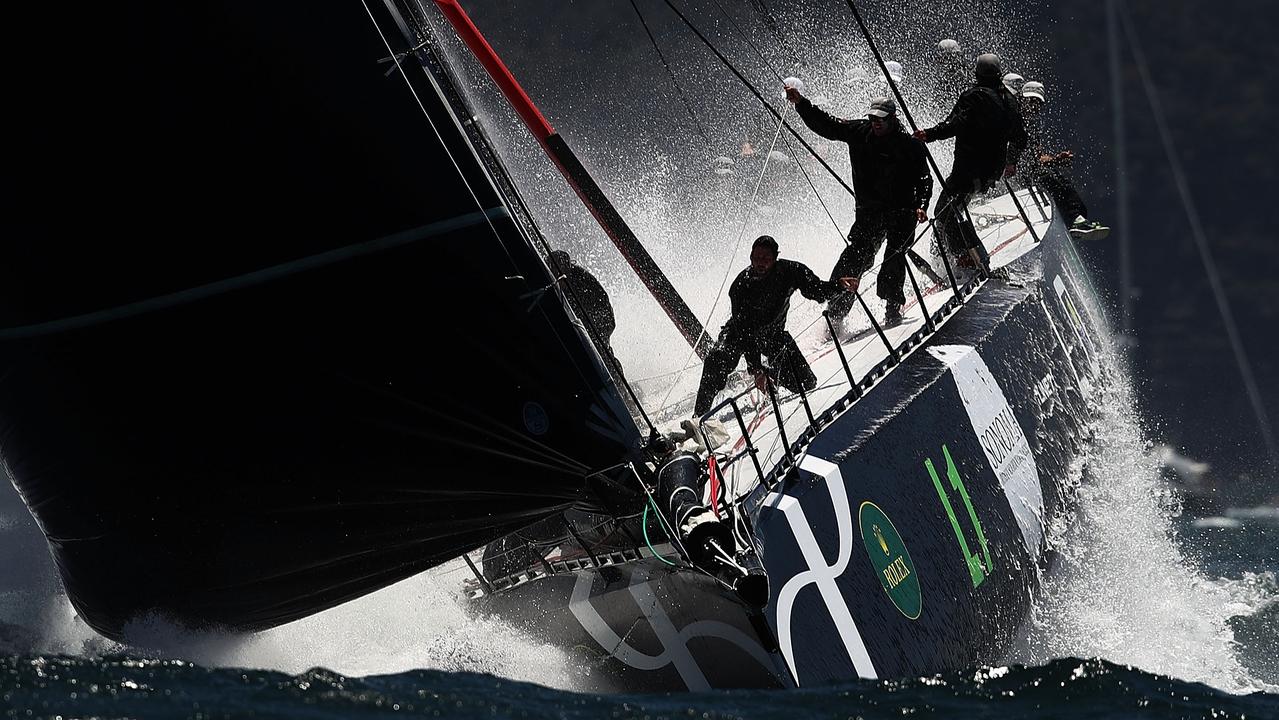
924,77,1027,255
694,259,839,415
795,97,932,312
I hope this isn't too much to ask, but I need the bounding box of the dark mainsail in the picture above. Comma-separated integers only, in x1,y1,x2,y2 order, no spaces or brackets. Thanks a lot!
1,2,640,638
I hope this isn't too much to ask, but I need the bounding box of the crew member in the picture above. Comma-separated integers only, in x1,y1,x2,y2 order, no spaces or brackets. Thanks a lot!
1018,81,1110,239
787,89,932,326
693,236,857,417
915,53,1027,271
1002,72,1026,96
549,250,625,372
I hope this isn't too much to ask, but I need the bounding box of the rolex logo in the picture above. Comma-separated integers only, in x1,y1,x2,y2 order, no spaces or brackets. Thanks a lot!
860,503,921,620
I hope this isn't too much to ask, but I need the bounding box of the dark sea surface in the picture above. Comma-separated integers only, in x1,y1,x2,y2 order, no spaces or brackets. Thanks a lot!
3,654,1277,720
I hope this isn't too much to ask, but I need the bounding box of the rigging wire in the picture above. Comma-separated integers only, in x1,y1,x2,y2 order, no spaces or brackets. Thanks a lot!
642,502,679,566
649,0,960,416
1116,1,1278,464
677,0,955,288
705,0,849,247
629,0,714,148
836,2,943,184
395,2,661,435
836,0,986,289
660,0,859,201
657,106,793,417
709,0,962,286
748,0,804,72
707,0,782,82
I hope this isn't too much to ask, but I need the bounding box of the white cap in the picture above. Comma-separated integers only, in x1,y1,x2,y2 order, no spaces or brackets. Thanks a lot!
867,96,897,118
884,60,903,84
1002,72,1025,93
937,38,961,54
1021,80,1046,102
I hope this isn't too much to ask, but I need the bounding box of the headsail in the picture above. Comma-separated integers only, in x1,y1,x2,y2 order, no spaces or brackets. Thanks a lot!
1,0,639,638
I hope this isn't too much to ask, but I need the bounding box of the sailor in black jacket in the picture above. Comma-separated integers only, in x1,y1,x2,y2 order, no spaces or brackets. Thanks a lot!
788,90,932,324
1017,81,1109,240
694,236,856,417
916,53,1027,269
549,249,624,377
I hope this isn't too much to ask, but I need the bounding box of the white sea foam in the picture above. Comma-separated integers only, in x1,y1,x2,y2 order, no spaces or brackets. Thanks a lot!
114,560,578,690
1009,349,1276,694
3,482,574,688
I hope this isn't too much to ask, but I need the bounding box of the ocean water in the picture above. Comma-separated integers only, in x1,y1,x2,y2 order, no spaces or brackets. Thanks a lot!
3,362,1278,719
4,656,1276,720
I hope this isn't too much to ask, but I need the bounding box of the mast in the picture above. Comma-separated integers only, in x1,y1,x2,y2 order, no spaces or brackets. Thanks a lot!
432,0,710,358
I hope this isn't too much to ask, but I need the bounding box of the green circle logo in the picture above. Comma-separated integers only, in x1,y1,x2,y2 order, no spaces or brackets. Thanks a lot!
859,501,921,619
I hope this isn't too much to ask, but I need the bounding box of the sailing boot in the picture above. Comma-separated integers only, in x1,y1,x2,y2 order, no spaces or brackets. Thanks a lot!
883,302,904,327
1069,216,1111,240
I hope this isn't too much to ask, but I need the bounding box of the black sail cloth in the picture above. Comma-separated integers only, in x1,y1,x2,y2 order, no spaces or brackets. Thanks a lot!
0,0,638,639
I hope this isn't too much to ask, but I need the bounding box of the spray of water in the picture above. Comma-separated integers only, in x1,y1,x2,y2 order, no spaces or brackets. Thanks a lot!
421,1,1059,392
0,517,579,690
117,561,579,690
1010,348,1276,694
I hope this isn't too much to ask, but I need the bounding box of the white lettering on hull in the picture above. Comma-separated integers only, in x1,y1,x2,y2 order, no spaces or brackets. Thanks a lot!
928,345,1045,558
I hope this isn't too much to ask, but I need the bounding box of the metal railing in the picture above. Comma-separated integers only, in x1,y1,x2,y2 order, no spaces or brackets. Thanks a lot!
700,185,1052,493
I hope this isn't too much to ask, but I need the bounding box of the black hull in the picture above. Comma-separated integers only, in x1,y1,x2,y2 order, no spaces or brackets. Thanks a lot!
750,216,1101,683
473,558,786,693
471,217,1107,690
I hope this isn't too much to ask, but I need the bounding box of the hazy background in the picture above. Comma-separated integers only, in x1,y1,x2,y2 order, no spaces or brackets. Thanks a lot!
1038,1,1279,502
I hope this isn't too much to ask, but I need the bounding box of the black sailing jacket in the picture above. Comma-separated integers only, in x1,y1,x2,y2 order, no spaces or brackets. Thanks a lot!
723,258,841,344
926,80,1028,182
795,98,932,213
563,263,616,341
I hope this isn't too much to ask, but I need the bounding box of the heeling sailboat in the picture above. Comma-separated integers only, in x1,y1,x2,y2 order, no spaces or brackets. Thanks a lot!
420,1,1111,693
0,0,1111,691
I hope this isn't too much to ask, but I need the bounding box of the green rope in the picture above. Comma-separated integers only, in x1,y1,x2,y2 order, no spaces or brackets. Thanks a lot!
642,499,678,567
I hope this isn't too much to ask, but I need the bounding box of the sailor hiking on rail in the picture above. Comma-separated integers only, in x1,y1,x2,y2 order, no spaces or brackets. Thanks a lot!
1016,81,1110,240
694,235,857,417
786,87,932,329
915,53,1027,273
